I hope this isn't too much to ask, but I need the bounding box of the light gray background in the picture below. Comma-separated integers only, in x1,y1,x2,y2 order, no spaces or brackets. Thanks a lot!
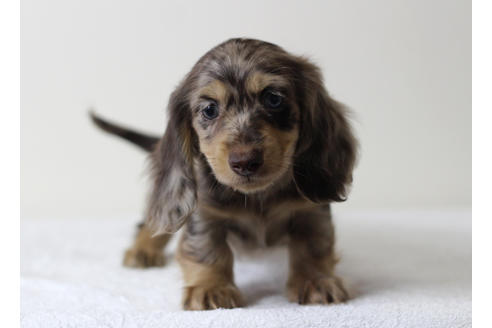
21,0,470,219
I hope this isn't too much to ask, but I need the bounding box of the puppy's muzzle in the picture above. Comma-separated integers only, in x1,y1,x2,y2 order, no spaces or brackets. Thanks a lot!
228,149,263,177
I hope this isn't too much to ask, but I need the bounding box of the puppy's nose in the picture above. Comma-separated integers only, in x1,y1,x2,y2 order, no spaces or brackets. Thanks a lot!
228,149,264,177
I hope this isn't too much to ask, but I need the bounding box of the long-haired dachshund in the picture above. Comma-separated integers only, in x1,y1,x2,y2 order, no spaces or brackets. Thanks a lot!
91,38,357,310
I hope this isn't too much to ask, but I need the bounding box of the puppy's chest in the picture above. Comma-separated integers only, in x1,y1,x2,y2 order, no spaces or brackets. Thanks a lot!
200,198,314,249
225,209,289,248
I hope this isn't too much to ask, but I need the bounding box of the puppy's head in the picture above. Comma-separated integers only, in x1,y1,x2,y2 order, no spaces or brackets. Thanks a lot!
147,38,357,233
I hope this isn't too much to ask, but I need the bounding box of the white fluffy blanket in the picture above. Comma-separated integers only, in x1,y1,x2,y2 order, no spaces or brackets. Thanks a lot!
21,210,471,328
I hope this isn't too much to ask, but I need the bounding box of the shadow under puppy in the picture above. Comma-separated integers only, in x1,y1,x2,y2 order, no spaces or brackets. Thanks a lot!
91,38,357,310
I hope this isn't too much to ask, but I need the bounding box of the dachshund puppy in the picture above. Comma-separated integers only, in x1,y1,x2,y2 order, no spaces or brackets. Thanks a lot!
91,38,357,310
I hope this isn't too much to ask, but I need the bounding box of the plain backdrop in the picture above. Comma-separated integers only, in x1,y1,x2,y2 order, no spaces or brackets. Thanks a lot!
20,0,470,219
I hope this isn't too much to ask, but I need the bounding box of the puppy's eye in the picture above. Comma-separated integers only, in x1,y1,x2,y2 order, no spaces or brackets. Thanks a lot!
202,103,219,120
263,91,283,109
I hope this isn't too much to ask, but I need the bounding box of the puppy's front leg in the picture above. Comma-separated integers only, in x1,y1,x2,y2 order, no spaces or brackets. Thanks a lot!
287,209,349,304
177,216,243,310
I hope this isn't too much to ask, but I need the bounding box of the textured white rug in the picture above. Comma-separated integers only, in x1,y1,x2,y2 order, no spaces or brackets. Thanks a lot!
20,210,471,328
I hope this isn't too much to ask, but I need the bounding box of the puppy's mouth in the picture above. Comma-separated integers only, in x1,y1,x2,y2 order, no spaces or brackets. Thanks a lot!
235,172,268,185
224,148,273,192
231,174,274,193
207,159,289,194
205,146,292,194
227,165,289,194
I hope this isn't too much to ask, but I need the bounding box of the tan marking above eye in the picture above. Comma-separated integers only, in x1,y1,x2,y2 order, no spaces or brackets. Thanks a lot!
246,72,290,95
197,80,228,105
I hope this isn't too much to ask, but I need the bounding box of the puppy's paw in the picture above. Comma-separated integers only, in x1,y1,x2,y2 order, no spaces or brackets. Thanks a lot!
123,248,166,268
183,284,243,310
287,275,349,305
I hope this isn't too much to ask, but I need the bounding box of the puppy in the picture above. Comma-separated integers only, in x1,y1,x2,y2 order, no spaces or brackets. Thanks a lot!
91,38,357,310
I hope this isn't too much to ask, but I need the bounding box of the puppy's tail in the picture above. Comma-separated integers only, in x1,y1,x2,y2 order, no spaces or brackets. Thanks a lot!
89,111,160,153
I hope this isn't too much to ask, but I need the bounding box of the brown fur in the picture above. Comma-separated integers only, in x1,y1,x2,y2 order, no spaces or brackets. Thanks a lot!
123,224,171,268
92,38,357,310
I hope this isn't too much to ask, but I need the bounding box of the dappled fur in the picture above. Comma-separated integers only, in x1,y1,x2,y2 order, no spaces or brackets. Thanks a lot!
92,38,357,310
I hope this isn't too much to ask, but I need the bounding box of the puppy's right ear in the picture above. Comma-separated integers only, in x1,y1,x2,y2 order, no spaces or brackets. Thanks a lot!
145,80,198,235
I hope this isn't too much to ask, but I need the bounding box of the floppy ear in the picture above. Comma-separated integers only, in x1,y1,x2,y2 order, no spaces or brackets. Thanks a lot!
145,80,198,234
293,59,357,203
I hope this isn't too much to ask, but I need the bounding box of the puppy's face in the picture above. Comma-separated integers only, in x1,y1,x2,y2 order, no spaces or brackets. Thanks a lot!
190,55,300,193
145,39,356,235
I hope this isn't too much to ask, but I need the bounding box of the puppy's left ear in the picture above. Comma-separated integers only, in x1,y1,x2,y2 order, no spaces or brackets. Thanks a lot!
293,59,358,203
